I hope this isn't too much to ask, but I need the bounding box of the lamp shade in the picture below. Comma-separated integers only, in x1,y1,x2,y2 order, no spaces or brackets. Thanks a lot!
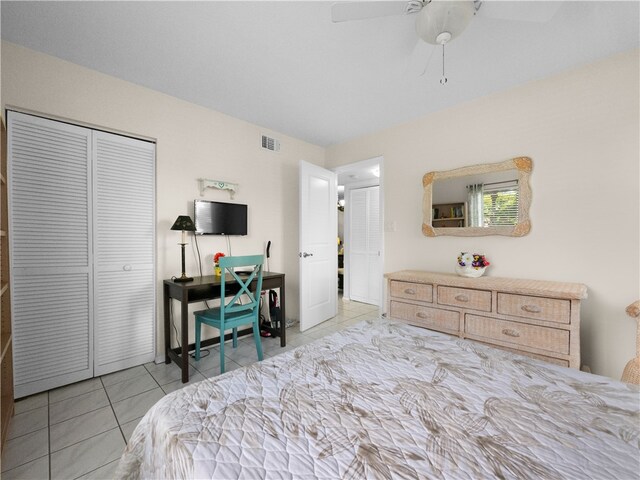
170,215,196,231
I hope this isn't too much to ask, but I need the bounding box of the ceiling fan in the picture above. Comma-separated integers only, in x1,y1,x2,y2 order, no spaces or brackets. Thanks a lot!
331,0,562,84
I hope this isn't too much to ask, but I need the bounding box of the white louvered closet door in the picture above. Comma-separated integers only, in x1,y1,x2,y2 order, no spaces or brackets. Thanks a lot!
93,132,155,376
8,112,94,398
349,186,380,305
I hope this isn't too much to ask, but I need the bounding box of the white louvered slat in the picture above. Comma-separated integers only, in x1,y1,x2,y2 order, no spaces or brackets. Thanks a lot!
93,131,155,376
9,114,90,271
349,185,381,305
9,112,94,397
366,187,381,303
349,188,368,302
95,270,154,368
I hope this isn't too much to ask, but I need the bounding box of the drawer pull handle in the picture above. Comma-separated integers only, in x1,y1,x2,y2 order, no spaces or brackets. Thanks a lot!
404,288,416,295
455,294,469,302
502,328,520,338
416,312,430,319
521,305,541,314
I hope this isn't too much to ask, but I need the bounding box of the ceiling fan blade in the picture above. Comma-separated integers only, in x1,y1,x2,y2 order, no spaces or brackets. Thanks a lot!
476,1,563,23
331,1,411,23
405,40,437,77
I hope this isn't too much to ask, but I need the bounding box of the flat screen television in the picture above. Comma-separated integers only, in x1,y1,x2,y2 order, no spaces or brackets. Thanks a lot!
194,200,247,236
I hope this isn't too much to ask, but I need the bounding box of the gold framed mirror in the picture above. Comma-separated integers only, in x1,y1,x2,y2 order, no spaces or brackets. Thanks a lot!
422,157,532,237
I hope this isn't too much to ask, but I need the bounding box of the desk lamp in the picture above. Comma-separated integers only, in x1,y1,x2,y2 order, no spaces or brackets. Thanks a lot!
171,215,196,282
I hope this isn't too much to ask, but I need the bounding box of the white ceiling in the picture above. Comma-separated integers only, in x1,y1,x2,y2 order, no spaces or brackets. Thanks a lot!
1,1,638,147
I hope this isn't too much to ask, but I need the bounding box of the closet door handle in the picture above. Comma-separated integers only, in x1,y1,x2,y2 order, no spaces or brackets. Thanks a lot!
123,265,132,271
502,328,520,338
521,305,541,314
404,288,416,295
455,294,469,302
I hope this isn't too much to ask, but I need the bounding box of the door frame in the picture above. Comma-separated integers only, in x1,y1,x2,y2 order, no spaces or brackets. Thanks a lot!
333,156,384,312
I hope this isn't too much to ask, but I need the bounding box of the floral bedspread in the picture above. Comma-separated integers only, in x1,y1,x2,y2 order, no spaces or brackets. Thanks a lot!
116,319,640,479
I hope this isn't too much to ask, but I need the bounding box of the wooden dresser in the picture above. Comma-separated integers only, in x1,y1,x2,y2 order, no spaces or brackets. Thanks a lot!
385,271,587,369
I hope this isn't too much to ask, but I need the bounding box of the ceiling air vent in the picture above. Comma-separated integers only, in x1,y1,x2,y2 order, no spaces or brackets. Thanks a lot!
261,135,280,152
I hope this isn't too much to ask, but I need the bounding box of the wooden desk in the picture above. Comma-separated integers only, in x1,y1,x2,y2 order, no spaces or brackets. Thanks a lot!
164,272,286,383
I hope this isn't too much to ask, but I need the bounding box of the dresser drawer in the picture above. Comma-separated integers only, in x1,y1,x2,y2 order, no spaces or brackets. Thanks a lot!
390,301,459,334
390,281,433,302
466,315,569,355
438,286,491,312
497,293,570,324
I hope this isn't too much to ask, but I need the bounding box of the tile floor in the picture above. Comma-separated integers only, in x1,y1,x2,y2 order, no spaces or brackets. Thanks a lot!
1,299,379,479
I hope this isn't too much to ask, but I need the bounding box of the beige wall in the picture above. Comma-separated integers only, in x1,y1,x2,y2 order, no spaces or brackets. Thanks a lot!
326,49,640,380
1,41,325,356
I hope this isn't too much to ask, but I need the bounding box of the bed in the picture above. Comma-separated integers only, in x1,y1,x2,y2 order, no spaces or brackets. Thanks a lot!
117,318,640,479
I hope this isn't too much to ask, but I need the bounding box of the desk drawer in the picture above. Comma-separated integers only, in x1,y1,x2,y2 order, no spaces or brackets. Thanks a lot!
466,314,569,355
497,293,570,324
390,301,459,334
390,281,433,303
438,286,491,312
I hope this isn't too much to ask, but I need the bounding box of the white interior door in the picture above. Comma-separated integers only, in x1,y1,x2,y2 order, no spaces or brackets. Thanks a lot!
299,160,337,331
93,131,155,376
349,185,381,305
8,111,94,398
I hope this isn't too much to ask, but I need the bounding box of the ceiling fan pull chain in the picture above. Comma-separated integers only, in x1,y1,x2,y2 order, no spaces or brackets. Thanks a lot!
440,43,447,85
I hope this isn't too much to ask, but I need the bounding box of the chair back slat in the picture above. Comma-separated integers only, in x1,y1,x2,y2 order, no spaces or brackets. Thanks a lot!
219,254,264,317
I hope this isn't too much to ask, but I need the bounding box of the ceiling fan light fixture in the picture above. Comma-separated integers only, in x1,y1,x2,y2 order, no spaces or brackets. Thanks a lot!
436,31,452,45
415,0,476,45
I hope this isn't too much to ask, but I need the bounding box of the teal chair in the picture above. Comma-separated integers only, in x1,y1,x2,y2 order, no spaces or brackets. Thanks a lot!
194,254,264,373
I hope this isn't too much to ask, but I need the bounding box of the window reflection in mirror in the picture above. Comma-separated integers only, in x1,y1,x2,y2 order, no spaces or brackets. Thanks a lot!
432,169,519,228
